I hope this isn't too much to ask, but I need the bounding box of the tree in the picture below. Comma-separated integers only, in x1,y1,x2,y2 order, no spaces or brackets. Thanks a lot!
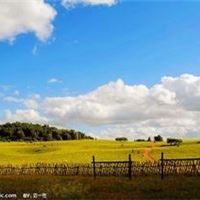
43,133,53,141
15,129,25,140
154,135,163,142
52,131,62,140
61,132,72,140
0,122,93,142
147,137,151,142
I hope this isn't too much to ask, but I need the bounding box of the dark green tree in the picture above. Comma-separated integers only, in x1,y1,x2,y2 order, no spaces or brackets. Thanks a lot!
154,135,163,142
0,122,93,142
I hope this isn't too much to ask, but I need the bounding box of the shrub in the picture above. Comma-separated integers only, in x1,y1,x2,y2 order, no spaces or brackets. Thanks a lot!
135,139,146,142
167,138,183,146
115,137,128,141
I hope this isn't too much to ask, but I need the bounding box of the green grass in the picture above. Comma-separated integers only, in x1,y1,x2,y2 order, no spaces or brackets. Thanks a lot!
0,139,199,165
0,175,199,200
152,140,200,160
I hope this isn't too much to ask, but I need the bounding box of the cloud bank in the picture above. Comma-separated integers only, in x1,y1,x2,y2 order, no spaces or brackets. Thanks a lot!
1,74,200,139
0,0,57,42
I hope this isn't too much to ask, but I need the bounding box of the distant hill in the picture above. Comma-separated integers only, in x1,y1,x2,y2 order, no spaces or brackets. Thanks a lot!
0,122,93,142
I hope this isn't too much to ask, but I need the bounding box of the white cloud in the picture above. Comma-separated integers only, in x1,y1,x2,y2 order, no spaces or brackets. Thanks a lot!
0,0,57,42
3,96,23,104
4,109,47,124
23,94,40,109
2,93,40,110
161,74,200,111
62,0,117,8
13,90,20,96
1,74,200,139
24,99,39,110
42,74,200,139
48,78,62,84
0,0,117,42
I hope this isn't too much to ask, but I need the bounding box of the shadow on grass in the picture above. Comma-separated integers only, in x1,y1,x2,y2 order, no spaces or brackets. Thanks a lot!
0,175,199,199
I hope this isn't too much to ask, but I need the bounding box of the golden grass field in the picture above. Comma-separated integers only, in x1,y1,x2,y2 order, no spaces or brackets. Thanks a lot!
0,139,199,199
0,139,199,165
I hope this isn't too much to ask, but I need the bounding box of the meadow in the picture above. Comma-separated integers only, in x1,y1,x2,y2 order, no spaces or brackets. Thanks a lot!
0,139,199,165
0,139,199,200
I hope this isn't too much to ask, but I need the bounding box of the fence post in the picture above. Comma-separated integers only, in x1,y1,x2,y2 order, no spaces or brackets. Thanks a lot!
161,152,164,180
92,155,96,179
128,154,132,180
76,166,79,175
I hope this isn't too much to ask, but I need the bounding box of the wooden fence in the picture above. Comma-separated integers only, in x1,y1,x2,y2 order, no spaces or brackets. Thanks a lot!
92,153,200,179
0,153,199,179
92,154,132,179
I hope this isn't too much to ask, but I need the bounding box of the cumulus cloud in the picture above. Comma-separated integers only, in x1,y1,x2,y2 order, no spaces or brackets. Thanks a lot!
2,93,40,109
0,0,117,42
42,74,200,138
161,74,200,111
23,94,41,109
1,74,200,139
24,99,39,110
62,0,117,8
4,109,47,124
43,78,180,126
0,0,56,42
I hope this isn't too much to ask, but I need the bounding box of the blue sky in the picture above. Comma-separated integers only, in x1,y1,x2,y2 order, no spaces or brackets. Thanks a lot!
0,0,200,139
1,1,200,94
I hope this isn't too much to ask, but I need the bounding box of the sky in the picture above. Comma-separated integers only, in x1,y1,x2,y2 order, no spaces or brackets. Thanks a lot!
0,0,200,139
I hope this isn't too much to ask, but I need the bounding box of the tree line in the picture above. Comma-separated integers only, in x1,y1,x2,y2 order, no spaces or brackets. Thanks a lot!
0,122,93,142
115,135,183,146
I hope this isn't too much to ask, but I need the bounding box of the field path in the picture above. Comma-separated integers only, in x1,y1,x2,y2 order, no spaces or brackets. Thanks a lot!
143,142,155,162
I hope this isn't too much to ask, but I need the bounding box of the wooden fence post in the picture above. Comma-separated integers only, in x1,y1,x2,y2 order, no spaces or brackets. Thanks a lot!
92,156,96,179
161,152,164,180
76,166,79,175
128,154,132,180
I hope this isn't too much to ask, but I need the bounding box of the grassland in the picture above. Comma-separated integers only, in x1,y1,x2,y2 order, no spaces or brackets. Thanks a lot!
152,140,200,160
0,175,199,200
0,139,199,200
0,139,199,165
